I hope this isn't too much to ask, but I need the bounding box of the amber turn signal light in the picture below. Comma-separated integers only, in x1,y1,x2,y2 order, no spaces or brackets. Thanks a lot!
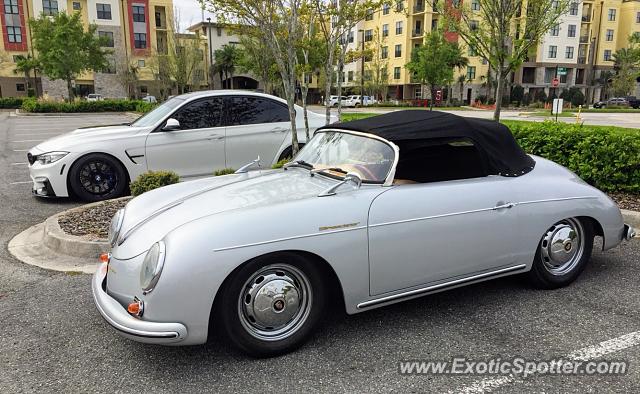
100,253,110,263
127,302,141,314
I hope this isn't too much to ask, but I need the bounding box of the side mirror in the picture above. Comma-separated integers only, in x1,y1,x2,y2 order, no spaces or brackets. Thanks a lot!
318,172,362,197
162,118,181,131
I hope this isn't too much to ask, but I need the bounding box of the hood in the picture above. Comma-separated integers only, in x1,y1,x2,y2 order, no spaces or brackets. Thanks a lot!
31,124,147,153
113,169,335,259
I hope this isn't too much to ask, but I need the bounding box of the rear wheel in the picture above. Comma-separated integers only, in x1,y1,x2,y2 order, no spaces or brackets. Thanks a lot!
68,153,127,202
216,253,326,357
527,217,593,289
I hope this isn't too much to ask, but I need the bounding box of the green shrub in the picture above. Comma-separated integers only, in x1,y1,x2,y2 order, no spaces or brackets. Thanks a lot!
129,170,180,197
20,98,154,113
214,168,236,176
0,97,24,108
272,158,290,169
504,121,640,193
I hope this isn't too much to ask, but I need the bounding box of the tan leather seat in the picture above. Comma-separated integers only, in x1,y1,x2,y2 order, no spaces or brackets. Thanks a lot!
392,179,418,185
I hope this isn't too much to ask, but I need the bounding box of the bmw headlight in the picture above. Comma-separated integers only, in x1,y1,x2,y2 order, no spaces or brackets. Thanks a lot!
140,241,166,294
108,209,125,247
35,151,69,165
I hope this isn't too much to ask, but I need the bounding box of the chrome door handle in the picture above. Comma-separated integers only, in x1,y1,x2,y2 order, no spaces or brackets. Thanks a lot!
493,202,516,210
207,134,224,140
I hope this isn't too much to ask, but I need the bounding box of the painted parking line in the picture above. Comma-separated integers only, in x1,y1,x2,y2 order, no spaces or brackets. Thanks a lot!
452,330,640,394
9,181,32,185
11,139,44,143
12,133,63,136
12,149,29,152
11,163,27,166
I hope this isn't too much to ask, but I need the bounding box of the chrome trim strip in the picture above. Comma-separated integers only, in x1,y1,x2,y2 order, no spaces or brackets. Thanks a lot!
369,206,496,228
517,196,598,205
213,225,367,252
357,264,527,309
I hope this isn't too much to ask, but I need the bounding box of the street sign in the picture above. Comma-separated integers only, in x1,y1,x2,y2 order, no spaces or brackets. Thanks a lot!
552,78,560,87
435,90,442,102
557,67,567,76
552,98,564,115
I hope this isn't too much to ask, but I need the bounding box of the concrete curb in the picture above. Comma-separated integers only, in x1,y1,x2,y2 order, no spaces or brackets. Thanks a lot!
13,109,135,117
622,209,640,231
9,197,130,274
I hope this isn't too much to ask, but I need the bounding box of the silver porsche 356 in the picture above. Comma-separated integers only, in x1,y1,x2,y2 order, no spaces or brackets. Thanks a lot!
93,110,635,356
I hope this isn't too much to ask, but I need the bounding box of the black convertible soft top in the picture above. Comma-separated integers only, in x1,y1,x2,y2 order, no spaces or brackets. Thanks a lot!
319,110,535,177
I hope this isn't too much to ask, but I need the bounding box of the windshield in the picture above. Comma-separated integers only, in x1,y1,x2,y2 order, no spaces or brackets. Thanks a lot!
131,97,185,127
295,131,395,183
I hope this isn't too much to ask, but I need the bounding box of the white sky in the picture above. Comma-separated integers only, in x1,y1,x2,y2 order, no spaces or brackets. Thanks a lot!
172,0,216,32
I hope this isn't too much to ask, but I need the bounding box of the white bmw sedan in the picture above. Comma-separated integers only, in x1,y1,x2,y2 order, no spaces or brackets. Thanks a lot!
27,91,330,201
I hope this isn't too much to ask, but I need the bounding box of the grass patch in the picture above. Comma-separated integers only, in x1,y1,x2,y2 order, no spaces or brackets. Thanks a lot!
526,111,575,118
214,168,236,176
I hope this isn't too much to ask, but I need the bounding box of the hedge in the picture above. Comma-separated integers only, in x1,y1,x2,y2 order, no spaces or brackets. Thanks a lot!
130,170,180,197
504,121,640,193
0,97,25,109
20,98,156,113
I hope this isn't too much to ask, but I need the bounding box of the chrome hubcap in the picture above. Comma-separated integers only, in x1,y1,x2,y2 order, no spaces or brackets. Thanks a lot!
238,264,312,341
540,218,584,275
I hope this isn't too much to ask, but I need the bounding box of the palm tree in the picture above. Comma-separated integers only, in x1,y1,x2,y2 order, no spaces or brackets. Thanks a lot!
13,54,40,96
214,44,241,89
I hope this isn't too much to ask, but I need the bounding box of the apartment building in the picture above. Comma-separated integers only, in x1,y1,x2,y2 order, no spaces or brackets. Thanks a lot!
0,0,175,98
342,0,639,103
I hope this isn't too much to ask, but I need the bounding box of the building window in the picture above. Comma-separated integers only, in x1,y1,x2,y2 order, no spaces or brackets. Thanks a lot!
394,44,402,57
348,30,354,43
383,3,390,15
138,59,145,68
134,33,147,49
381,46,388,59
216,27,222,36
548,45,557,58
155,11,162,27
606,29,614,41
364,29,373,42
140,85,148,94
468,46,477,56
42,0,58,16
544,68,555,83
393,66,401,79
341,72,345,83
565,46,574,59
72,1,81,10
348,71,353,82
4,0,18,14
396,0,403,12
550,24,559,36
6,26,22,43
98,31,114,47
395,21,403,35
470,20,479,31
569,2,578,15
637,12,640,23
365,9,373,21
96,4,112,20
133,5,145,22
568,24,576,38
471,0,480,11
16,83,25,92
466,66,476,80
382,24,389,37
604,49,612,61
608,9,616,21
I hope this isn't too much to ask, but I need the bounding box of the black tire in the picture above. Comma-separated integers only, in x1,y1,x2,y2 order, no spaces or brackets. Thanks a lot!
215,252,327,357
527,218,594,289
277,144,305,163
68,153,128,202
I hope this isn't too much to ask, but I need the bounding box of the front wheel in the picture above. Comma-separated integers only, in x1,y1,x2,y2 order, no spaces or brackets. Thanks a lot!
68,153,128,202
527,217,593,289
216,253,327,357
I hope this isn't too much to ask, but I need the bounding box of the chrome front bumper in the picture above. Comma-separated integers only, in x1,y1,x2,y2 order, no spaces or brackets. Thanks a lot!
92,263,187,343
623,224,636,241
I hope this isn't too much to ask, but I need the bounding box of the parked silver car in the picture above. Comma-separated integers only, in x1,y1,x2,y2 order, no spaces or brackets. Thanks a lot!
93,110,634,356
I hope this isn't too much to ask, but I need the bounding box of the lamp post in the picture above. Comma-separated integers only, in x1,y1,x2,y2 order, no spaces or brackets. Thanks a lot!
206,17,214,89
359,29,365,97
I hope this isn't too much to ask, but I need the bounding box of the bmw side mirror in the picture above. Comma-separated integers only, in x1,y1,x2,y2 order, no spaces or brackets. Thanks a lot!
162,118,181,131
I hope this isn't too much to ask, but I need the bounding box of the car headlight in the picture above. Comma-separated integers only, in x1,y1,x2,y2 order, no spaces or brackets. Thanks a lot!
140,241,166,294
34,151,69,165
108,209,125,247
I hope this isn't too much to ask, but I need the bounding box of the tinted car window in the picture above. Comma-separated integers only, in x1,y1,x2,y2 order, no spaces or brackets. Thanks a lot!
227,96,290,125
172,97,223,130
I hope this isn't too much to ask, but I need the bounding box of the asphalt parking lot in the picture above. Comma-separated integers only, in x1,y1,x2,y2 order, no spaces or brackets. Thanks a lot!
1,111,639,393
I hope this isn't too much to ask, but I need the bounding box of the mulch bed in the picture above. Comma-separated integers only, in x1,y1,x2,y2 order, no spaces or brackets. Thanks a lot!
58,198,130,240
609,192,640,211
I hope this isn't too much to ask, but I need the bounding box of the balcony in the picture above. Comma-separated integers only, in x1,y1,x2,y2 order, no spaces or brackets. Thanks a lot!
412,29,423,37
413,3,425,13
581,14,591,23
580,35,589,43
578,57,587,64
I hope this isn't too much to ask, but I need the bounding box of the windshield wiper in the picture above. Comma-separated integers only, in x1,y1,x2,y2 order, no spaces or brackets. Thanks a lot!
310,167,348,176
284,160,314,170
